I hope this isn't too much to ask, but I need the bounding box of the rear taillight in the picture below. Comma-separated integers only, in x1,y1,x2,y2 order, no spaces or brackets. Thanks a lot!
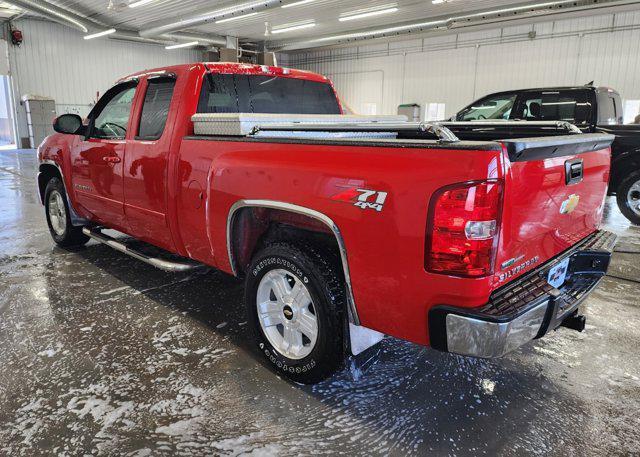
426,180,503,277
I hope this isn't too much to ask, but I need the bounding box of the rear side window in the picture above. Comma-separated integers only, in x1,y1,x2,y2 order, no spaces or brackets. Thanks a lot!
599,98,616,124
512,90,592,125
197,73,341,114
137,77,176,140
596,91,620,125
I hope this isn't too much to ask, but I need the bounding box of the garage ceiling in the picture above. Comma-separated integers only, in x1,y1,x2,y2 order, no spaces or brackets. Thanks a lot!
44,0,546,38
6,0,640,49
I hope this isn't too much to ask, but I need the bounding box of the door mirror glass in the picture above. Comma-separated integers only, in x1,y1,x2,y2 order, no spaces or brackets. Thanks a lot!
53,114,84,135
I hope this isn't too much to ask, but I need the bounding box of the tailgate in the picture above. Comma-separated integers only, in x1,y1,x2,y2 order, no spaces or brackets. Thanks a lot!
493,133,614,286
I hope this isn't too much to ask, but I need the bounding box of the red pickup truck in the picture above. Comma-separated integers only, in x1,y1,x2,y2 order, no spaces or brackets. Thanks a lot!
37,62,617,383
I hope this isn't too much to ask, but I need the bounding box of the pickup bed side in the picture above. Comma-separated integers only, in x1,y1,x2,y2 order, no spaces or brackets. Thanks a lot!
177,137,506,345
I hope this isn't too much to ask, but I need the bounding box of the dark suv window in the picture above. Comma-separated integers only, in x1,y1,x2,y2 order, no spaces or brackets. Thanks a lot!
511,90,593,125
197,73,341,114
138,77,176,140
596,90,621,125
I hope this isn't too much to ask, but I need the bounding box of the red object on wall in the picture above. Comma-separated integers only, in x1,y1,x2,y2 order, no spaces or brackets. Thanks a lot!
10,29,23,46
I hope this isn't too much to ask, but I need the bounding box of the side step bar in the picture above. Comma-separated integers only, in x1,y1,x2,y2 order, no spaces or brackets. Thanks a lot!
82,227,202,272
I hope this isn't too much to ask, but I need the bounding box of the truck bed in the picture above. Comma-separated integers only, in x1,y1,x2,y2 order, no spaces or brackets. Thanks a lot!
180,115,614,345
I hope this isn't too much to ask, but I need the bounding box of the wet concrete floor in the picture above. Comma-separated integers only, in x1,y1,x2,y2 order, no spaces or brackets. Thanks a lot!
0,149,639,456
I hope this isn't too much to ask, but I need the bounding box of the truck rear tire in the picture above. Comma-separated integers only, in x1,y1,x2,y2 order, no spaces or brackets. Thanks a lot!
44,177,89,247
616,171,640,225
244,241,345,384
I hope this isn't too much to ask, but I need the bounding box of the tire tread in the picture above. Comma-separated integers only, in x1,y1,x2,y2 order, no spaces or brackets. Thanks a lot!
245,239,346,384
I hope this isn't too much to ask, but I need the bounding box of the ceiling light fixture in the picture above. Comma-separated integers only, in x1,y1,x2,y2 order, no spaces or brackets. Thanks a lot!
339,7,398,22
282,0,315,8
129,0,155,7
271,22,316,34
215,12,259,24
83,28,116,40
165,41,199,49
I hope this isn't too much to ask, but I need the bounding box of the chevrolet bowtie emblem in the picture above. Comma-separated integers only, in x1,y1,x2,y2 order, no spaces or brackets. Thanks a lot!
560,194,580,214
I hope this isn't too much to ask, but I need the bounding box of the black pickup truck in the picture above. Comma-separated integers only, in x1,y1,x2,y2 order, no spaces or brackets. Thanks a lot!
454,86,640,224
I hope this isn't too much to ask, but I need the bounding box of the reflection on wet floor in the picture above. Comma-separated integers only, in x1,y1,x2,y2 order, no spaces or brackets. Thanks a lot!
0,149,639,456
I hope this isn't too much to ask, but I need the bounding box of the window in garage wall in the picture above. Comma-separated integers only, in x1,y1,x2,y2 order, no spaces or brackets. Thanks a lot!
326,70,384,116
623,100,640,124
0,75,16,149
0,38,15,149
424,103,446,121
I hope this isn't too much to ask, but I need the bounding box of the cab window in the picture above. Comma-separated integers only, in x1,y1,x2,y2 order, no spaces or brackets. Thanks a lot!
456,93,517,121
197,73,341,114
137,77,176,140
90,84,137,139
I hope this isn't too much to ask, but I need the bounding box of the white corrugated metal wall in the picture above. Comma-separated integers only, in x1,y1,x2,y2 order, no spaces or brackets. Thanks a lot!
284,10,640,120
7,18,201,144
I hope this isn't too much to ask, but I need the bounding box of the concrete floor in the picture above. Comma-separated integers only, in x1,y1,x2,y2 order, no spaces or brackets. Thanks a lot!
1,149,639,456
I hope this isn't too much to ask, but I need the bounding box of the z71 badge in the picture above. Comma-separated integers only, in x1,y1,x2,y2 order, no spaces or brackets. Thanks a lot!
331,187,388,212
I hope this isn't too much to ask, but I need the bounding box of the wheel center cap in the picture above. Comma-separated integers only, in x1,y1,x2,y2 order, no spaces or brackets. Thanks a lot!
282,305,294,320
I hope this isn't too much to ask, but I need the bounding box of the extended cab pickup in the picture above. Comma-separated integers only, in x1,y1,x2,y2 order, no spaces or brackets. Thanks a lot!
38,63,617,383
454,85,640,224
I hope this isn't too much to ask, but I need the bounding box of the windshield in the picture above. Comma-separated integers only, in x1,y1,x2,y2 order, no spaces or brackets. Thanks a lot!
197,73,341,115
456,93,517,121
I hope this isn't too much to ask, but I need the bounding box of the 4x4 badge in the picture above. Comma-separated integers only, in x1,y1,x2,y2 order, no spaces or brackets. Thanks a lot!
331,187,388,212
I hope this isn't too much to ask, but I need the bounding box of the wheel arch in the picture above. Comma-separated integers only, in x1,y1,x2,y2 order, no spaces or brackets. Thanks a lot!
610,149,640,194
38,160,88,226
227,200,360,325
37,162,63,204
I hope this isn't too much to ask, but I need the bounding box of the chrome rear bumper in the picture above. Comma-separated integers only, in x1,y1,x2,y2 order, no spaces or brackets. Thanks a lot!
428,230,617,358
444,297,549,358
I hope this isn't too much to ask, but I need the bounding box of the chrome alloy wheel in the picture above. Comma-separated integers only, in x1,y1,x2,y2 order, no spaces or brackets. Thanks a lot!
48,190,67,236
256,269,318,360
627,179,640,217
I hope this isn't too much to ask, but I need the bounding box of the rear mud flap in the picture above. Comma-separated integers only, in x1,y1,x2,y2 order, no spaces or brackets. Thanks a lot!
346,323,384,380
347,344,382,381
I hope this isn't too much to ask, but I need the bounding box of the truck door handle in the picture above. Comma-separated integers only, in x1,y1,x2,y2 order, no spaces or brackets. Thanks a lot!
103,156,121,164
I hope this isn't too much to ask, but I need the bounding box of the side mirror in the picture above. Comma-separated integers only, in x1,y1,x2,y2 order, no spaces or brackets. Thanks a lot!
53,114,85,135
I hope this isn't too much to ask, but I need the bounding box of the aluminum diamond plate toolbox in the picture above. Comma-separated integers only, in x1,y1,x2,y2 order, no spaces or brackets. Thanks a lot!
191,113,407,136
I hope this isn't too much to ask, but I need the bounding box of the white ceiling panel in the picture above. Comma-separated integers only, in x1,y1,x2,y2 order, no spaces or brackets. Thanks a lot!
187,0,539,40
18,0,640,47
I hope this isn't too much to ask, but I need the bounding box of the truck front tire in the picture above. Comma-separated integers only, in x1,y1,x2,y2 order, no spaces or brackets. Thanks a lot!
244,241,345,384
44,177,89,247
616,171,640,225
